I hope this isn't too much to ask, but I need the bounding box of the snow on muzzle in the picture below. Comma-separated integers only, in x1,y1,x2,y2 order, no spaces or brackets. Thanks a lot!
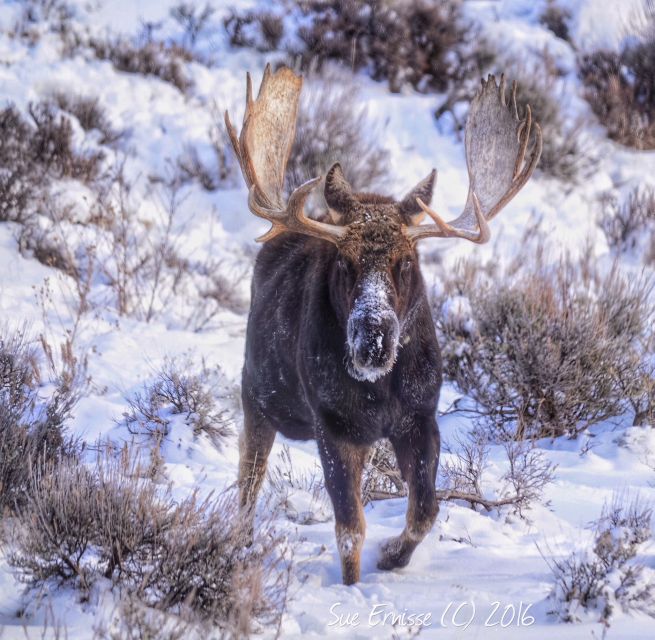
346,272,400,382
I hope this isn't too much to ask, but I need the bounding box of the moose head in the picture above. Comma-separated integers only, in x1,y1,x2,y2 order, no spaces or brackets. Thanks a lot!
227,65,541,585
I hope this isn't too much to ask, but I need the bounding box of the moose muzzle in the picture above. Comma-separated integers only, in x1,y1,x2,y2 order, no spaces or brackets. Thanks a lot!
347,272,400,382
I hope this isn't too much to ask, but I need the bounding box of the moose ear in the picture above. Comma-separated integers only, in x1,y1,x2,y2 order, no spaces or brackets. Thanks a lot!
324,163,358,224
398,169,437,225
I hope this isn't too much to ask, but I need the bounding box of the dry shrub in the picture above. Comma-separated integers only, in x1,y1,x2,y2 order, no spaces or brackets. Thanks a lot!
89,37,193,94
440,430,487,504
209,111,239,186
434,246,655,439
27,101,105,181
0,101,104,223
194,261,250,319
286,67,391,202
0,328,39,422
10,0,77,46
0,332,41,516
361,440,406,505
225,0,491,94
0,106,39,223
93,595,190,640
120,356,233,448
440,431,555,518
599,185,655,265
294,0,467,93
14,160,249,326
224,8,285,52
170,2,215,48
8,458,98,588
176,128,237,194
540,0,572,42
499,441,556,517
16,4,196,92
579,23,655,150
0,327,84,517
546,494,655,625
18,0,74,25
7,451,290,634
175,145,220,191
633,361,655,427
174,101,239,192
0,97,114,279
267,444,331,524
52,92,123,146
89,170,190,321
86,168,249,325
16,213,79,277
361,432,554,517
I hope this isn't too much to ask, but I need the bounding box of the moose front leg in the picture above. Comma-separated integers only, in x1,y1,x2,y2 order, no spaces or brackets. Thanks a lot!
318,436,369,585
378,415,440,571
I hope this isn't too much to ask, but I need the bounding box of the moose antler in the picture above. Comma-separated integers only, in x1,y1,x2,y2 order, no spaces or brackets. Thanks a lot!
225,64,346,244
405,75,542,244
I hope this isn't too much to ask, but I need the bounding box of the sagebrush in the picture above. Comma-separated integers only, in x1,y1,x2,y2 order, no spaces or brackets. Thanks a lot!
0,100,104,223
579,21,655,150
0,327,84,517
7,450,291,635
120,356,234,449
434,244,654,439
546,495,655,625
89,37,193,93
599,185,655,266
225,0,492,94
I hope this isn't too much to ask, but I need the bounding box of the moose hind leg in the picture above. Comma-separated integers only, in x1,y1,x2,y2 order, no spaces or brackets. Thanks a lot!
238,402,276,517
319,438,369,586
378,416,440,571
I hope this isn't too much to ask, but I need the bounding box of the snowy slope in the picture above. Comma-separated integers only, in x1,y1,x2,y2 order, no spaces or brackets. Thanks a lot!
1,0,654,638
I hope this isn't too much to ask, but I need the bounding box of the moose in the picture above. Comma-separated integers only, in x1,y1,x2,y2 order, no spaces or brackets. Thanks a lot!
226,65,541,585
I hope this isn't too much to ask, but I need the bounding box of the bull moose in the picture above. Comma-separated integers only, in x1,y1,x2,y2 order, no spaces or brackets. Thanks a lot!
225,65,541,585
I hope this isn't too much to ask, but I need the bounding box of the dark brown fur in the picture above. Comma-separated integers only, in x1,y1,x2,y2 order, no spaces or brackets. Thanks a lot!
239,167,441,585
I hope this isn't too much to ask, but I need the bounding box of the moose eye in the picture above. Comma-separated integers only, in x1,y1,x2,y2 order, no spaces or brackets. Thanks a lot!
396,259,413,279
393,258,413,288
336,258,357,290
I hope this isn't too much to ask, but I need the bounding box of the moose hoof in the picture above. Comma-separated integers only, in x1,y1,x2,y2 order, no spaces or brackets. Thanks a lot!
377,536,413,571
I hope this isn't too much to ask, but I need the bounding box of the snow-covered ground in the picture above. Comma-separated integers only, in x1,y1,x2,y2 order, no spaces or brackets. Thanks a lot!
1,0,654,638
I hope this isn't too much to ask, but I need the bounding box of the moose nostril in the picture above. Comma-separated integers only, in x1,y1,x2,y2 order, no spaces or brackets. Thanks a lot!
349,315,399,367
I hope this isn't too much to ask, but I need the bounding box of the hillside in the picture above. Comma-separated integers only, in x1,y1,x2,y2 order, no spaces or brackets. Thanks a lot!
1,1,655,638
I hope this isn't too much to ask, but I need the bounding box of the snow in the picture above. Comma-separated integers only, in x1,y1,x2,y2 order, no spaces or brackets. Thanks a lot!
1,0,655,638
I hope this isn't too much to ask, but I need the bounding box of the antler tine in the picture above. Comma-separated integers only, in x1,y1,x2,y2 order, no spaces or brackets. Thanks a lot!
404,74,542,245
410,192,490,244
226,64,345,245
511,80,519,119
248,177,346,243
245,71,254,112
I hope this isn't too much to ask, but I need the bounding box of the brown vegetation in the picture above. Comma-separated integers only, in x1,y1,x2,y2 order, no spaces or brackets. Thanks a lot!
6,451,290,635
225,0,493,94
434,244,654,439
546,495,655,624
580,26,655,150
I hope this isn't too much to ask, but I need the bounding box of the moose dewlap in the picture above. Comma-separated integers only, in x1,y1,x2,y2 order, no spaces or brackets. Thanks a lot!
226,65,541,585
